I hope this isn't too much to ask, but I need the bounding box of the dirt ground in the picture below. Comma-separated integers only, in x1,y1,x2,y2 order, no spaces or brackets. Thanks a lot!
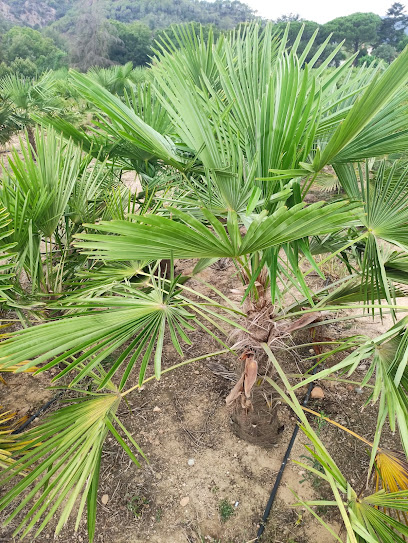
0,251,405,543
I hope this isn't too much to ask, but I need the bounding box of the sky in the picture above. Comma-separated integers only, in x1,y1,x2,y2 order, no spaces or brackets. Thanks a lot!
246,0,392,23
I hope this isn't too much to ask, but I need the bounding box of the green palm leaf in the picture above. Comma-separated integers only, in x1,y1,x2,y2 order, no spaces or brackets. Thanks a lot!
69,71,185,170
1,128,81,241
334,161,408,308
0,393,145,541
0,207,16,301
263,345,408,543
75,201,359,261
312,46,408,170
385,252,408,285
351,490,408,543
293,318,408,465
0,277,241,389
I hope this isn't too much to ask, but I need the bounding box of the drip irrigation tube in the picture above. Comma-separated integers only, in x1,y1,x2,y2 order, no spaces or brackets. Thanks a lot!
255,369,318,541
11,391,64,434
8,356,318,542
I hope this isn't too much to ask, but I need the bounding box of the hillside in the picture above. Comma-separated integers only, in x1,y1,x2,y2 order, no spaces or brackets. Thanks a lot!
0,1,407,75
0,0,56,26
0,0,73,26
105,0,254,29
0,0,255,30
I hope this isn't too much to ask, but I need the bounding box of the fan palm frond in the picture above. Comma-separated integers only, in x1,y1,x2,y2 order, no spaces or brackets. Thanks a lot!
0,393,145,541
0,207,16,301
0,273,243,389
74,201,359,261
0,410,30,469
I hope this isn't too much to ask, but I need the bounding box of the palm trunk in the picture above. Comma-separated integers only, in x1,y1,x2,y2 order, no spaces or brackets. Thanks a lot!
26,124,37,156
159,259,171,280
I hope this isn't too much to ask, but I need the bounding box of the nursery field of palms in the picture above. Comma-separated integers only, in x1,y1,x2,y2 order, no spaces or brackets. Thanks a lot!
1,22,408,543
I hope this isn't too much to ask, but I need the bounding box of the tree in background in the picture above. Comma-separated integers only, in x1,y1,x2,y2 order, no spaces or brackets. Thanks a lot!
275,13,303,22
324,12,382,53
378,2,408,46
0,15,11,34
372,43,399,62
41,27,70,54
274,18,319,40
397,33,408,50
105,0,254,30
1,27,68,72
109,21,152,66
0,73,64,151
70,0,119,71
0,2,407,73
0,58,38,79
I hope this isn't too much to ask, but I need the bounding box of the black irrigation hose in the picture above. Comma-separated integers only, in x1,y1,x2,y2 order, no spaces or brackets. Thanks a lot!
11,391,64,434
8,355,318,539
256,368,318,541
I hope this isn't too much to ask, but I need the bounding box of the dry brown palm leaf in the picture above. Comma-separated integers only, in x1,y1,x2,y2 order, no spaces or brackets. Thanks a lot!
243,351,258,398
277,311,322,336
225,373,245,406
225,350,258,407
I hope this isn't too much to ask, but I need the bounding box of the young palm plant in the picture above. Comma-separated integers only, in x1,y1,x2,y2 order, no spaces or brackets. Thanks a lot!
0,128,124,303
0,72,64,150
1,22,408,543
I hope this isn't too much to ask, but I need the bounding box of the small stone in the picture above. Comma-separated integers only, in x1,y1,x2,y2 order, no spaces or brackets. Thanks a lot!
309,348,314,354
78,537,83,542
188,458,195,466
355,387,364,395
155,473,162,480
180,496,190,507
101,494,109,505
359,364,367,371
153,406,161,412
194,370,200,374
311,386,325,399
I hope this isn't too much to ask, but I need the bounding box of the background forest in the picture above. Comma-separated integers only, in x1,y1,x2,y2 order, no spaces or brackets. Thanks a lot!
0,0,408,74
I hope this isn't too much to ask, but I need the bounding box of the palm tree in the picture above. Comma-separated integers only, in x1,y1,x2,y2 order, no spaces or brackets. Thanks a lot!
0,101,19,145
0,72,62,151
1,23,408,543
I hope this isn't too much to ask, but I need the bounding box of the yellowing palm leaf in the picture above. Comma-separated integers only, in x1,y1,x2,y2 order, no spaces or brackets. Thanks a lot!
375,450,408,493
0,393,145,542
0,410,30,469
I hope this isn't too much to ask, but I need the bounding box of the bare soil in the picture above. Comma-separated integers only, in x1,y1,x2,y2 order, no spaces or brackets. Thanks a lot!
0,227,405,543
